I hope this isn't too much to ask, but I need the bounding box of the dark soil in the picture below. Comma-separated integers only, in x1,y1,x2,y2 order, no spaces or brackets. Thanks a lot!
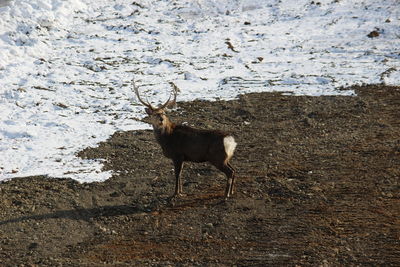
1,85,399,266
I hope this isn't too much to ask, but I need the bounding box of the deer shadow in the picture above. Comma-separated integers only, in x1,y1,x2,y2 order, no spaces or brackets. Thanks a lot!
0,193,227,226
0,204,147,226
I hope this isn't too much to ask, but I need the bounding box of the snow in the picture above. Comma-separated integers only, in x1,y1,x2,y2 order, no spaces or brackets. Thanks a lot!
0,0,399,182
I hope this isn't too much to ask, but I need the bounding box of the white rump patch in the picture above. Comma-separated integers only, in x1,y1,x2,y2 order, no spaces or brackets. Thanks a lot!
223,136,237,160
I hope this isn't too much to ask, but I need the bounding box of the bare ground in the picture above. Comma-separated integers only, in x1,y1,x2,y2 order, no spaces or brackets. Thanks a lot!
0,84,399,266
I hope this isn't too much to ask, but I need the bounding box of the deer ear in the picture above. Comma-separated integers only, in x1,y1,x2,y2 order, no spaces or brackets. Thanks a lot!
145,108,153,115
166,100,177,110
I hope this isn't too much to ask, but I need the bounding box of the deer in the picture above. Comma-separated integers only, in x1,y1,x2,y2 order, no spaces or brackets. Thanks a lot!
132,79,237,199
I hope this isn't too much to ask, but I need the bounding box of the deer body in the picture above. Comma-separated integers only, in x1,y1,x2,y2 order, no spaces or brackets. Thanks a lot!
134,80,237,199
154,124,234,163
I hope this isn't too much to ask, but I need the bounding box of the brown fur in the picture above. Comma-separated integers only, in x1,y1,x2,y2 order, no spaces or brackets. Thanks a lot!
133,80,237,198
146,108,236,199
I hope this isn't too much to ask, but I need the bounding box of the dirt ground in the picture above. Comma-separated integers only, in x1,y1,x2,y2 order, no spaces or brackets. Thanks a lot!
0,84,399,266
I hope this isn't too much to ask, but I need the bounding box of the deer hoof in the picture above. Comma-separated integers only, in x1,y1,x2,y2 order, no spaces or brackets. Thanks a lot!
171,192,185,200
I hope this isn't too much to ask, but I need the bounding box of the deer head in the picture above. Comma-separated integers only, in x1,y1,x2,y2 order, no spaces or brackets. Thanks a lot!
132,79,178,132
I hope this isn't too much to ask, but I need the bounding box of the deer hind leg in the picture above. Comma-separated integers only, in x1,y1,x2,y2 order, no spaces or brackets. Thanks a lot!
227,162,236,196
215,162,235,199
173,158,184,197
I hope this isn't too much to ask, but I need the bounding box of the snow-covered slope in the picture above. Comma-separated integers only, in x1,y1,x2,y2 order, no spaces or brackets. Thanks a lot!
0,0,399,182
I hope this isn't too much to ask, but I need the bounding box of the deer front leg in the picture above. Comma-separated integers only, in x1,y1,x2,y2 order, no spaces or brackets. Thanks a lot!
172,158,184,197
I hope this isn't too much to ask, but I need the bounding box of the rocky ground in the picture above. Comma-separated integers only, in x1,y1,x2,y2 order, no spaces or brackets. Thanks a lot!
0,84,399,266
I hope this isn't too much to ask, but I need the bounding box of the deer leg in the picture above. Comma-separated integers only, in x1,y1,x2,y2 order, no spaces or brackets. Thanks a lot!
227,162,236,196
173,158,184,197
215,163,235,199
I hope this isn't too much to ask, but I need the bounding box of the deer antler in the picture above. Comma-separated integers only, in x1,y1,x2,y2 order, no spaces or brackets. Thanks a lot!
132,79,155,110
158,82,179,110
132,79,179,110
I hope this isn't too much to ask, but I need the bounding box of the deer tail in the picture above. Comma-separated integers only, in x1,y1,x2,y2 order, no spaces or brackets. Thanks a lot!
223,136,237,161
